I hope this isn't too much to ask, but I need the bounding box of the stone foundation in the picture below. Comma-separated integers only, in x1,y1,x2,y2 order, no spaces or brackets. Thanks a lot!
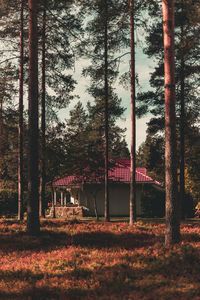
48,206,88,218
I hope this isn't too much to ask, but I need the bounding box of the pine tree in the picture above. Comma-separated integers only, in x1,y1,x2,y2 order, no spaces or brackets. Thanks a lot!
136,0,200,220
0,64,17,185
129,0,136,225
18,0,24,221
80,0,129,221
136,133,165,184
36,0,82,215
37,0,80,119
0,0,81,216
64,101,89,173
162,0,180,244
0,0,80,119
39,0,46,218
63,100,129,175
26,0,40,235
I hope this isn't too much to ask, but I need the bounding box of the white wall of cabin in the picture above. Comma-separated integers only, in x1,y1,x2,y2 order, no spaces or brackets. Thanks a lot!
79,183,143,216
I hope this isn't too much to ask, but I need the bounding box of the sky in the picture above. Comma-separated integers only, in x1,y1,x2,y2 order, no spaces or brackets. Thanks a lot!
115,47,154,150
59,45,154,151
1,6,155,152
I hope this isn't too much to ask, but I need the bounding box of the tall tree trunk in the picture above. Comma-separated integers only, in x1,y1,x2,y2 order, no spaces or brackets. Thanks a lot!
0,96,3,185
180,55,185,220
39,3,46,218
104,0,109,222
18,0,24,221
27,0,40,235
162,0,180,244
179,3,185,220
129,0,136,225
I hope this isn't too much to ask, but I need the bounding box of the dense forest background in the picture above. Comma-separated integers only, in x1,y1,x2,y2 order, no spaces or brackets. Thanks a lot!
0,0,199,221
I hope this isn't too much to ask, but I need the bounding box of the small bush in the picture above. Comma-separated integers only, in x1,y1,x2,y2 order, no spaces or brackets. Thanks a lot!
183,193,194,218
0,189,18,216
141,186,165,218
195,202,200,218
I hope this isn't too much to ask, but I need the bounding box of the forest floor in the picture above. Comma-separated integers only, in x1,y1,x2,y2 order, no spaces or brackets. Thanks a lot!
0,218,200,299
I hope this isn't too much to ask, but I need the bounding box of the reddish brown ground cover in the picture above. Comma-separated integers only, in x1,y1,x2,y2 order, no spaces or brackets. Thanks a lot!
0,218,200,299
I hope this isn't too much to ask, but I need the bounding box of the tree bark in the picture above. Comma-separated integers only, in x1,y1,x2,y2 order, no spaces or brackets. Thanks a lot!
0,96,3,183
27,0,40,235
162,0,180,244
180,56,185,220
129,0,136,225
104,0,109,222
18,0,24,221
51,184,56,218
179,3,185,220
39,3,46,218
94,195,99,221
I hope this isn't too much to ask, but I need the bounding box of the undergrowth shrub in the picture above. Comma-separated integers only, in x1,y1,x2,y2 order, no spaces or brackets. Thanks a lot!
0,189,18,216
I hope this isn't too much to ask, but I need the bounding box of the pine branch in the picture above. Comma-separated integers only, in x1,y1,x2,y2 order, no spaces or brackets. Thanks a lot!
44,6,82,40
109,51,130,64
0,56,20,65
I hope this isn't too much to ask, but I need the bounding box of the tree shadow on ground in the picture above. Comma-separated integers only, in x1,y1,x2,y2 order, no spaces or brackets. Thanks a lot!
0,230,71,253
0,219,160,253
1,220,200,299
1,257,200,300
1,219,200,254
182,232,200,242
0,229,157,253
71,231,157,249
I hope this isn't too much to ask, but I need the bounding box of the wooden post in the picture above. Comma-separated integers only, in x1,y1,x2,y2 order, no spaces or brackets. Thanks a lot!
64,193,67,206
61,191,64,206
54,190,57,206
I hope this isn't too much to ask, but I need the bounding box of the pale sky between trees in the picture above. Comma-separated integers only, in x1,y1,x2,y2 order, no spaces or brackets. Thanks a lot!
0,18,152,151
59,45,154,151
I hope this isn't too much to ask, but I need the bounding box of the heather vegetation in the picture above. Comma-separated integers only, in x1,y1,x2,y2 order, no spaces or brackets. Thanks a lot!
0,2,200,298
0,0,199,275
1,218,200,299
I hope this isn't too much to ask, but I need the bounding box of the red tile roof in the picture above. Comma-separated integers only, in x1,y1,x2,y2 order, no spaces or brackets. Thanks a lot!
54,175,80,186
53,159,161,187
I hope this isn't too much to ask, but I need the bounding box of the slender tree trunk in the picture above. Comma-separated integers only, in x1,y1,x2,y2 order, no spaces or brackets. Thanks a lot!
93,195,99,221
51,184,56,218
129,0,136,225
39,3,46,218
18,0,24,221
27,0,40,234
104,0,109,222
0,96,3,184
179,6,185,220
180,57,185,220
162,0,180,244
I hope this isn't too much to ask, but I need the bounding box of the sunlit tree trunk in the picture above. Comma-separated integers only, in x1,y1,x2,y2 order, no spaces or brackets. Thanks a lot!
27,0,40,235
162,0,180,244
104,0,110,222
18,0,24,221
129,0,136,225
39,2,46,218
